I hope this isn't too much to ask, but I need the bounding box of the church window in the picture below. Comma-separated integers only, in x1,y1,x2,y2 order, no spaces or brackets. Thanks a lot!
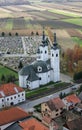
39,77,41,80
52,54,54,57
56,54,58,57
45,50,47,54
38,66,42,72
2,99,4,102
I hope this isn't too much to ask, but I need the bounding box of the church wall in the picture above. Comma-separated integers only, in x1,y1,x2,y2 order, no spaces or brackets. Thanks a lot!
29,80,39,90
47,71,51,83
19,75,28,88
38,72,48,85
50,70,54,81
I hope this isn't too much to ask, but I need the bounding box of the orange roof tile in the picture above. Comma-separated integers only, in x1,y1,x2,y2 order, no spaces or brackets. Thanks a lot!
0,83,24,97
0,107,29,126
65,94,81,104
19,118,49,130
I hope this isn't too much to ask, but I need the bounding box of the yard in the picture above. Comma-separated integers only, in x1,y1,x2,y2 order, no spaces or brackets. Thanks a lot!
0,64,18,83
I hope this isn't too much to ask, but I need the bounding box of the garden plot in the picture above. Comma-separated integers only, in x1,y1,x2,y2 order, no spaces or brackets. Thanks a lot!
66,29,82,39
13,17,26,30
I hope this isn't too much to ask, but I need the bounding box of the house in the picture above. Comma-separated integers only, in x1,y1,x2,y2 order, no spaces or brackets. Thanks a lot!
62,94,81,110
41,97,66,126
74,103,82,114
63,117,82,130
19,31,60,90
0,83,25,109
19,117,49,130
0,107,30,130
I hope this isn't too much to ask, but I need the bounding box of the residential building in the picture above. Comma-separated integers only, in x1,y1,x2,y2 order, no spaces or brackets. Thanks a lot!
0,107,29,130
62,94,81,110
63,117,82,130
41,97,66,126
0,83,25,109
19,31,60,90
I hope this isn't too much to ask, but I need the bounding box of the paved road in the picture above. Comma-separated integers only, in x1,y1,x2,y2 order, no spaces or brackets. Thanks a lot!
60,73,72,83
19,84,78,112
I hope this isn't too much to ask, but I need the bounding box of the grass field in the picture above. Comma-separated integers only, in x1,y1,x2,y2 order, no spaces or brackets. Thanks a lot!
0,10,12,18
63,18,82,26
0,65,18,78
5,19,13,30
72,37,82,47
48,9,81,18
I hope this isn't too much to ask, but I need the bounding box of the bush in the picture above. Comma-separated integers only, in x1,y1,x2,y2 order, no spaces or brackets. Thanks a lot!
73,71,82,81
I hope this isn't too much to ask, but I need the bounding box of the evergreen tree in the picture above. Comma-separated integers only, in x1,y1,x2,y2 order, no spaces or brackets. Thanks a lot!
1,32,5,37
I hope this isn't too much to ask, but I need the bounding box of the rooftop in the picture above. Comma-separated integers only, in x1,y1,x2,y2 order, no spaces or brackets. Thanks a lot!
0,83,24,97
64,117,82,130
65,94,81,104
0,107,29,126
19,118,49,130
47,97,65,111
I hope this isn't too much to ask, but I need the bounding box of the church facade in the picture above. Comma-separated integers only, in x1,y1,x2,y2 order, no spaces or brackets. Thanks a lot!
19,31,60,90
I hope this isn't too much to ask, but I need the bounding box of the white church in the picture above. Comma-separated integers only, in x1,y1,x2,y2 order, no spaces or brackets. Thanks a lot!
19,31,60,90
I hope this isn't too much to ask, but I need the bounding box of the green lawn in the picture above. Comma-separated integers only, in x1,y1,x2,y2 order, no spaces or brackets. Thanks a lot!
26,82,70,98
72,37,82,46
5,19,13,30
0,65,18,78
48,9,80,17
62,18,82,26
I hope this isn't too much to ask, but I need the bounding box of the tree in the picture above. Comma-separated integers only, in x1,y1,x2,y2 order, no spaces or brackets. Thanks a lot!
18,61,23,69
73,71,82,81
59,92,63,99
1,74,6,83
1,32,5,36
36,32,39,35
7,75,16,83
9,32,12,36
15,32,18,36
31,31,34,36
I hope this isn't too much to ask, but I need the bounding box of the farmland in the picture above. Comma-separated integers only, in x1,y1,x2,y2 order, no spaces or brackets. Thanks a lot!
0,1,82,51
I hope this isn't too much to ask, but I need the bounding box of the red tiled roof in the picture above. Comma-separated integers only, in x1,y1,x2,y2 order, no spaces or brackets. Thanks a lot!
47,97,65,111
19,118,49,130
0,107,29,126
0,83,24,97
65,94,81,104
